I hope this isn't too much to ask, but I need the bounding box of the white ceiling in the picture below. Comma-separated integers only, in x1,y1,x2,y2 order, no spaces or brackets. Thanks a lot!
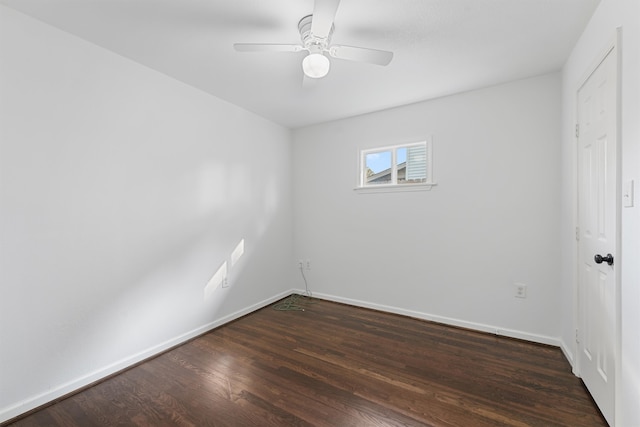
2,0,599,128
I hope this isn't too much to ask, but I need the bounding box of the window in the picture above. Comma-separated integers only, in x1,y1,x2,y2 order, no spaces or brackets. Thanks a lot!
356,138,435,192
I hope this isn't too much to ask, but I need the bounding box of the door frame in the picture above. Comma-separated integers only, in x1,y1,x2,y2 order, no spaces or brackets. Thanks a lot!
574,28,622,423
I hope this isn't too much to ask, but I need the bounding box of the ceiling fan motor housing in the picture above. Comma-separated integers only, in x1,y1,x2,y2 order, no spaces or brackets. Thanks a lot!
298,14,333,51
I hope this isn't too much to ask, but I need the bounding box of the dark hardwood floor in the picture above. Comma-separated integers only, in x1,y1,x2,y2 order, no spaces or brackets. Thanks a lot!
5,296,606,426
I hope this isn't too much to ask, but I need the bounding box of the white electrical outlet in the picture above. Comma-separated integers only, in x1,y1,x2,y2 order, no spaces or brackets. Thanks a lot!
306,259,311,270
515,283,527,298
298,260,304,268
222,277,229,288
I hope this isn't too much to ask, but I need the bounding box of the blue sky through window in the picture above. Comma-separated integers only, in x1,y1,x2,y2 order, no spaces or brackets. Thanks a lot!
366,148,406,174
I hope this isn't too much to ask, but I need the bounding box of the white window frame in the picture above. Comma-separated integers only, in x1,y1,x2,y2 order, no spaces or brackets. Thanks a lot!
355,137,436,193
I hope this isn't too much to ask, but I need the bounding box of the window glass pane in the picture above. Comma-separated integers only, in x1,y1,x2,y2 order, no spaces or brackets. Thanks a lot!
403,144,427,184
359,140,431,189
365,151,392,185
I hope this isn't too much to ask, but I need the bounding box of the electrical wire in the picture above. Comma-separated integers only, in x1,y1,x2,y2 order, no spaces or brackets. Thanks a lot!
273,293,307,311
273,265,315,311
300,264,311,298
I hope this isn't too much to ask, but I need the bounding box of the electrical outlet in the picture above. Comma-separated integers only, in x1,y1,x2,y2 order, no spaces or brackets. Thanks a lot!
515,283,527,298
222,277,229,288
298,260,304,269
306,259,311,270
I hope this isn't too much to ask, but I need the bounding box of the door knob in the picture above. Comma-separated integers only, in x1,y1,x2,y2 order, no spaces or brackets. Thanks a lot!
594,253,614,266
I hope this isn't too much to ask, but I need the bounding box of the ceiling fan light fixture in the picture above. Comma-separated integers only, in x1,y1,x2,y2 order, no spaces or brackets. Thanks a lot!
302,52,330,78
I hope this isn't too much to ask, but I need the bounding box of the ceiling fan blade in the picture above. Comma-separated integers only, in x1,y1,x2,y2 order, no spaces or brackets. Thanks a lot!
234,43,303,53
329,45,394,66
311,0,341,39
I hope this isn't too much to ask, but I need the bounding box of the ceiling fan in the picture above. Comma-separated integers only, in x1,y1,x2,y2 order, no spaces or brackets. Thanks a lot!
233,0,393,79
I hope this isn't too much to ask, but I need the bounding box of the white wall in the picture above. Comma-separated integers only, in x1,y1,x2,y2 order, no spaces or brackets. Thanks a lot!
560,0,640,425
292,73,562,344
0,6,294,422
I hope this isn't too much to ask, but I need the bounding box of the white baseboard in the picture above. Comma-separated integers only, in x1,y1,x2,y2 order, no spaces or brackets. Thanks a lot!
0,290,292,424
303,290,561,347
559,338,579,376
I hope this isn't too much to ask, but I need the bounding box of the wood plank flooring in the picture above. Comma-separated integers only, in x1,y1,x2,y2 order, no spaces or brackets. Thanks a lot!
5,296,606,426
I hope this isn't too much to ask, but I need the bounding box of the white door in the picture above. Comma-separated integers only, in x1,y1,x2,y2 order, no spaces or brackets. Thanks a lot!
577,43,618,426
